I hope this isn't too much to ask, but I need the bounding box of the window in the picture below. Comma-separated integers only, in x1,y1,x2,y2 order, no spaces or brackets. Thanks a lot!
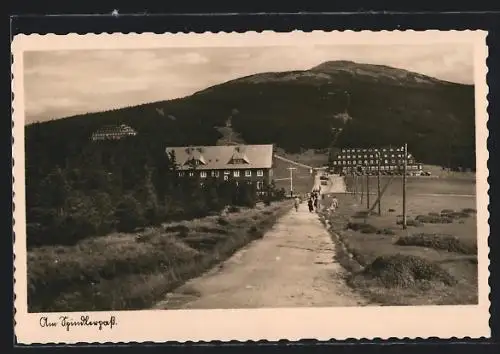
224,170,230,175
233,170,240,177
200,171,207,178
257,170,264,177
245,170,252,177
347,155,351,158
189,172,194,177
384,159,388,164
369,160,374,164
211,171,219,177
257,181,263,190
178,172,184,176
224,175,229,181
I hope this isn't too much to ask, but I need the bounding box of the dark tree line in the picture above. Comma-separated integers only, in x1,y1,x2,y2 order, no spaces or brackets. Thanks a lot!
26,134,285,249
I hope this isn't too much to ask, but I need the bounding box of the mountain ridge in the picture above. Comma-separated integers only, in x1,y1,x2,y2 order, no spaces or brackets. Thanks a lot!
25,60,475,173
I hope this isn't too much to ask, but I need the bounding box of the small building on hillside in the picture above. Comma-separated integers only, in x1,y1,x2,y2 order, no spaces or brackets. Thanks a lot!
91,124,137,141
331,146,422,174
165,144,274,191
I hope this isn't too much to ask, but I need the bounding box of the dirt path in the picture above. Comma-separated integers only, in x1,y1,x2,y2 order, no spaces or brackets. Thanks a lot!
313,174,347,194
154,203,368,309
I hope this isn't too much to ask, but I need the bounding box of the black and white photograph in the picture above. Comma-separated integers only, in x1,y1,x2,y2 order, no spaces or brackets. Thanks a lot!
12,31,490,343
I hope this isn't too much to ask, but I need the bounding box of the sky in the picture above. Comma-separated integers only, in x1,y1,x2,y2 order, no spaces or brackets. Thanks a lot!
23,44,474,124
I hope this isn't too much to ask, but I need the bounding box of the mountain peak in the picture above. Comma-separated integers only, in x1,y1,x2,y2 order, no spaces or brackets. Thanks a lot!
310,60,443,85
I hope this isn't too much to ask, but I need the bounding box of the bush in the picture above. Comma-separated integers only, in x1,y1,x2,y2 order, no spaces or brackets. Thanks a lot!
388,208,396,212
415,214,453,224
448,211,471,219
115,195,146,232
228,205,240,213
347,222,378,234
395,233,477,254
377,228,396,235
354,254,457,288
441,209,455,215
462,208,477,214
217,217,229,226
396,218,423,227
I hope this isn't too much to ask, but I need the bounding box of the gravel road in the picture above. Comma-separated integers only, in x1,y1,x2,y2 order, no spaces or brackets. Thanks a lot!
154,202,368,309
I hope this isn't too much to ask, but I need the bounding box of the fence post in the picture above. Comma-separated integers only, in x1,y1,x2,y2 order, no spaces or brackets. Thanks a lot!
402,143,407,230
377,152,381,216
366,170,370,209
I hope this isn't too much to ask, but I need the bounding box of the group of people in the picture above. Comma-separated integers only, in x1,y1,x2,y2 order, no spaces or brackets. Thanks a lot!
293,187,339,214
307,190,321,213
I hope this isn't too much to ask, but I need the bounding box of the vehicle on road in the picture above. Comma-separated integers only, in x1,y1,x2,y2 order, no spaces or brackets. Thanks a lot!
320,180,328,186
319,175,329,181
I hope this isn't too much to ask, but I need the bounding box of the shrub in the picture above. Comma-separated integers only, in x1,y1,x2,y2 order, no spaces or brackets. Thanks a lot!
448,211,471,219
396,218,423,227
415,214,453,224
196,226,229,234
441,209,454,215
428,212,440,217
347,222,378,234
248,225,259,235
388,208,396,212
217,217,229,226
164,224,190,234
377,228,396,235
228,205,240,213
115,195,146,233
354,254,457,288
395,233,476,254
462,208,477,214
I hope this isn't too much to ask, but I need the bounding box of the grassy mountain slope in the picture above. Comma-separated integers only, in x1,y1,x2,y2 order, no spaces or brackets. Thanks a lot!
26,60,475,173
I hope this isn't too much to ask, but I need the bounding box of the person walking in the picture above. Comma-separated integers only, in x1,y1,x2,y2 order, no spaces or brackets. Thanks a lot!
307,197,314,213
294,196,300,212
330,195,339,213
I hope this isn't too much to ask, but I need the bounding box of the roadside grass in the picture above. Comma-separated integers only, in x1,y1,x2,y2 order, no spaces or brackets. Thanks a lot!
28,200,293,312
319,177,478,305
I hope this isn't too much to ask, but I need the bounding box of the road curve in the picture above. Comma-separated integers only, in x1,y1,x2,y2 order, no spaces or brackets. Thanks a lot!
154,203,368,309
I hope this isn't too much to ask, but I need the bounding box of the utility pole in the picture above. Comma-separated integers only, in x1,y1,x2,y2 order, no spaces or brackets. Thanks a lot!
402,143,408,229
288,167,296,196
366,166,370,209
377,151,381,216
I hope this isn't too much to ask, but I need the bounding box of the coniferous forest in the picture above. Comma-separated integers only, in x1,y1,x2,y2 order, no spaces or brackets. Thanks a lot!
26,132,285,249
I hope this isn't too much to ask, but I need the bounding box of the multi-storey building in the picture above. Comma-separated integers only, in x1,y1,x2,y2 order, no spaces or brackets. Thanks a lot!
165,144,274,191
331,146,422,174
91,124,137,141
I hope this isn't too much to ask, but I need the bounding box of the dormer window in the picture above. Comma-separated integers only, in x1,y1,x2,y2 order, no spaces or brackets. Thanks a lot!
228,146,250,165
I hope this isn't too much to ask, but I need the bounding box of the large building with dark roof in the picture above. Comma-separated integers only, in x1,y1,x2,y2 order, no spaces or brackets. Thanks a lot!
331,146,422,174
165,144,274,191
91,124,137,141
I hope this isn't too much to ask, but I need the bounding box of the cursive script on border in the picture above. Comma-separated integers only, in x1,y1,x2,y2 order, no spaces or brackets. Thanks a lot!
40,315,117,331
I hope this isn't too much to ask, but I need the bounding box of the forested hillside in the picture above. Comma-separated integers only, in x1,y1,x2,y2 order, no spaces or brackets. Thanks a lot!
25,60,475,246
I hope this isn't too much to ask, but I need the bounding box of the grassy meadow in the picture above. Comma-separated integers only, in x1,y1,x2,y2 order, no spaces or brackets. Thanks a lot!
319,175,478,305
272,154,316,195
28,200,293,312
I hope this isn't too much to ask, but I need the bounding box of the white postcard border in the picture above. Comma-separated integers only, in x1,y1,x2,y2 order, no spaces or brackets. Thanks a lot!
12,30,490,344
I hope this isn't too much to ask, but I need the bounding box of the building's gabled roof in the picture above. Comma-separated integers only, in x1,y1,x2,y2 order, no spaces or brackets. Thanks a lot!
166,144,274,170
